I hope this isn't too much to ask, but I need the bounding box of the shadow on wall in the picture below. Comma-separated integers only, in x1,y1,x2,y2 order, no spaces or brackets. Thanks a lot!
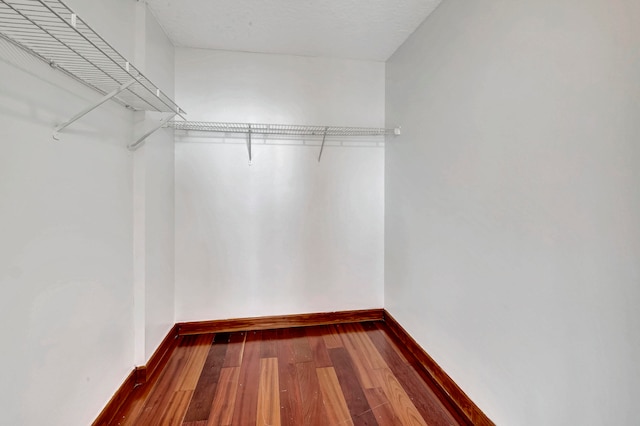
0,38,131,148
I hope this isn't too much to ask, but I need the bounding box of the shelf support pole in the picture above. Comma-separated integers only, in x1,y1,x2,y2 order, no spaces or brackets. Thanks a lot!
317,126,329,162
127,112,177,151
53,78,137,140
247,124,253,165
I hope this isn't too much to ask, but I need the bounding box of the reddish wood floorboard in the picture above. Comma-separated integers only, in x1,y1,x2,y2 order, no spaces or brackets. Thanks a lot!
157,390,192,425
364,386,400,425
296,361,328,425
183,333,230,422
317,367,353,425
363,321,469,426
259,329,278,358
231,330,262,425
222,331,246,368
256,357,281,426
322,324,344,349
306,326,333,368
132,336,199,425
114,321,469,426
328,347,379,426
276,328,305,426
290,327,313,363
207,366,240,426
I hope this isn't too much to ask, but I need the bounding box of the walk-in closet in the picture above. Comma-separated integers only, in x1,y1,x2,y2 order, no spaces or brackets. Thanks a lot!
1,0,639,425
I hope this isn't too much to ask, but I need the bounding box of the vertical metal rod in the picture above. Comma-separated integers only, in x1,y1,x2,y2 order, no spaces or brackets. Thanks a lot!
247,124,252,164
127,112,177,151
317,126,329,162
53,78,137,139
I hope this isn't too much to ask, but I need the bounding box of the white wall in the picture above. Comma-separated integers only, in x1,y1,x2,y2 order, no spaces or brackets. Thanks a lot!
174,49,385,321
133,3,177,365
0,0,178,423
385,0,640,425
0,1,135,424
66,0,135,60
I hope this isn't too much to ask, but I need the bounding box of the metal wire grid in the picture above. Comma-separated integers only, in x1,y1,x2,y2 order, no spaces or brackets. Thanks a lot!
0,0,183,114
169,121,392,137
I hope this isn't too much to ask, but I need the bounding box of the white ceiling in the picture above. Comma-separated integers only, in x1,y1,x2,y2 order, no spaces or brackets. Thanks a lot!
145,0,442,62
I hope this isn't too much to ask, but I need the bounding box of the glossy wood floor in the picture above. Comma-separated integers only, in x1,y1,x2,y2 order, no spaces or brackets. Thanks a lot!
113,321,468,425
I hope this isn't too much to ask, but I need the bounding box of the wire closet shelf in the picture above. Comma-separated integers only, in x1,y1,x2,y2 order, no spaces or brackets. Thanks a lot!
170,121,399,164
169,121,398,137
0,0,184,146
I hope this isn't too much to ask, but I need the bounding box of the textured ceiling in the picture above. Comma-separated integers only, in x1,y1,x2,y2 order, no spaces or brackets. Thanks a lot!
145,0,442,61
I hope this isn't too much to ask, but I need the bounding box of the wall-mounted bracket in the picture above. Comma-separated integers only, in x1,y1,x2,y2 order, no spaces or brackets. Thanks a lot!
127,112,177,151
53,78,137,140
247,124,253,165
317,126,329,162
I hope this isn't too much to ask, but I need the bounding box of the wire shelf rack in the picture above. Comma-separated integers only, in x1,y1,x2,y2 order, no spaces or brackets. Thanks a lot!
169,121,396,137
0,0,183,114
170,121,398,164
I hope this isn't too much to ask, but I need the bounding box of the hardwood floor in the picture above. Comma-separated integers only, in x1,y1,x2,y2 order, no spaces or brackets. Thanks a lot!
112,321,468,425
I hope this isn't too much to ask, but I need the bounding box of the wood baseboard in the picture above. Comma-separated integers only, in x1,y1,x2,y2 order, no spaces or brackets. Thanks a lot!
383,310,494,426
92,324,180,426
135,324,180,384
177,308,384,335
92,369,138,426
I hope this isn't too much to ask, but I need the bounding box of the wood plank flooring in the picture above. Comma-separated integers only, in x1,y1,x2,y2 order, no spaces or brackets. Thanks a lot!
112,321,468,425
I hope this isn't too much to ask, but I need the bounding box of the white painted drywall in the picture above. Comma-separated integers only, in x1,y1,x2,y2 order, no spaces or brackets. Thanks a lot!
141,8,177,362
65,0,135,61
0,1,135,424
385,0,640,425
174,48,385,321
130,0,178,367
0,0,179,423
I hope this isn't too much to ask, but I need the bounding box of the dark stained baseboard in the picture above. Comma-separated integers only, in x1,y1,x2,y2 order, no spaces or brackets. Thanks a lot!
92,369,138,426
135,324,180,384
176,308,385,335
92,324,180,426
383,309,495,426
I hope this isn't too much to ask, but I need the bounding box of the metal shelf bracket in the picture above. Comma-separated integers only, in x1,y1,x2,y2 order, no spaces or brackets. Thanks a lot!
247,124,252,165
127,112,177,151
53,78,137,140
317,126,329,162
